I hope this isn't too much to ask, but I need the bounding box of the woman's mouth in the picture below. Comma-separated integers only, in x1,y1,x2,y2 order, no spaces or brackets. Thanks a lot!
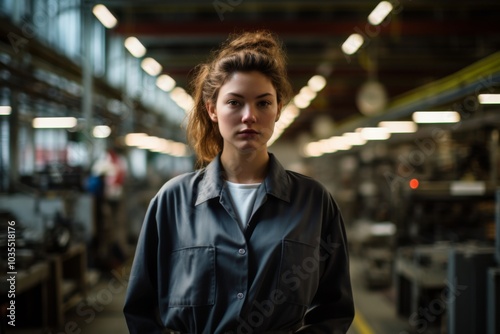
238,129,259,135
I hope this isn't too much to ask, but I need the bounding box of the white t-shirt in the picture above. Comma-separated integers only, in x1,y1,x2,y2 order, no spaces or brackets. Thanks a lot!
225,180,261,230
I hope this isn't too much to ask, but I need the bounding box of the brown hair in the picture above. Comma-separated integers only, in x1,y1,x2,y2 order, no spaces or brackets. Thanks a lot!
186,30,293,167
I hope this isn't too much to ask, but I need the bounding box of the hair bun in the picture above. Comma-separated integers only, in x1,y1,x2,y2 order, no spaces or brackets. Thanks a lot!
220,30,286,62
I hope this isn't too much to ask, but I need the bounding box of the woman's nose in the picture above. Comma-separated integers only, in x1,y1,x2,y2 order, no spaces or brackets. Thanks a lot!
241,105,257,123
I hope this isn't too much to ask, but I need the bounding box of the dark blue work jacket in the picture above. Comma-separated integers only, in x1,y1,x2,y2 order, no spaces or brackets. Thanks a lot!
124,153,354,333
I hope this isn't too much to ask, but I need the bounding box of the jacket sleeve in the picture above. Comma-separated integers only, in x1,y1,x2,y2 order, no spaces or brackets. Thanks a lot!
296,195,355,334
123,197,165,333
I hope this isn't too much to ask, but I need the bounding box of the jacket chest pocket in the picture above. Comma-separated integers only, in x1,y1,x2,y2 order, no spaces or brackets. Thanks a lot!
166,246,216,307
277,240,320,306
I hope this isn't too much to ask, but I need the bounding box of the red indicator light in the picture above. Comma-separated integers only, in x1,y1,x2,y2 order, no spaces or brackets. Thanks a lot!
409,178,419,189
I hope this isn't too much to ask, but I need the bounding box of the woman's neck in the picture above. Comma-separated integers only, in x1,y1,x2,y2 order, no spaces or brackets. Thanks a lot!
221,149,269,184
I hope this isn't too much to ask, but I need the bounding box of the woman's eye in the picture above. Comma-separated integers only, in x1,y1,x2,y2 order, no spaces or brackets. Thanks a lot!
258,101,272,107
227,100,240,106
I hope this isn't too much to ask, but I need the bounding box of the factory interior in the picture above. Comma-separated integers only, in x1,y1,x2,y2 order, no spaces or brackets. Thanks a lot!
1,0,500,333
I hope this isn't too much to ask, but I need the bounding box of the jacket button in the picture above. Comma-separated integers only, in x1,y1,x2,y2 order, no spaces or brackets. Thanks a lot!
236,292,244,299
238,248,246,255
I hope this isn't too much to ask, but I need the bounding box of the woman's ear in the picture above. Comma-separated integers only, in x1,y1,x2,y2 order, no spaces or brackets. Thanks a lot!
206,102,218,122
275,102,283,122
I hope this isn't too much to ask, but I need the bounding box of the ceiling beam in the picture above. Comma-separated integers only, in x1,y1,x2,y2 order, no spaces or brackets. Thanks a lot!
113,20,500,38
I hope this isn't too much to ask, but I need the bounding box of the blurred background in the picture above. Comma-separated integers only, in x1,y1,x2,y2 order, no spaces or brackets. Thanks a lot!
0,0,499,333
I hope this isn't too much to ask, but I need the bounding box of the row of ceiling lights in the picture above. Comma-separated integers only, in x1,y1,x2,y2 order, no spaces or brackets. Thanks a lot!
303,2,500,158
268,74,327,145
304,94,500,157
303,1,398,158
271,2,394,147
341,1,393,55
91,4,191,156
93,4,193,111
0,6,191,158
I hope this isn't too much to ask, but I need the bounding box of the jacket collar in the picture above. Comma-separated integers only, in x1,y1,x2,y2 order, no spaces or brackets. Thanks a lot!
195,152,291,206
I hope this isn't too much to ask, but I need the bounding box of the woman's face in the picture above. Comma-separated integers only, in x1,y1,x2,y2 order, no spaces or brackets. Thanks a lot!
207,71,280,156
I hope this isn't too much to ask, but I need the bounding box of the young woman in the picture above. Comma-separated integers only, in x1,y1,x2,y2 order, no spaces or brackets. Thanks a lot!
124,30,354,334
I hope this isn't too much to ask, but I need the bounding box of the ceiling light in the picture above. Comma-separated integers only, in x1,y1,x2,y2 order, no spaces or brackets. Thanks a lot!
357,127,391,140
342,132,367,146
268,104,300,146
138,136,165,151
324,136,352,151
293,95,311,109
0,106,11,116
156,74,176,92
151,139,173,153
299,86,317,102
168,142,189,157
304,142,325,157
93,125,111,138
308,75,327,92
412,111,460,123
133,136,189,157
124,132,148,146
170,87,194,112
478,94,500,104
378,121,418,133
342,34,364,55
141,57,163,76
92,4,117,29
368,1,393,25
33,117,77,129
124,37,147,58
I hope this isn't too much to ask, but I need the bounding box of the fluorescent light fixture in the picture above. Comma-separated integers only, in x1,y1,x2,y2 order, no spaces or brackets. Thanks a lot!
125,133,148,146
268,104,300,146
299,86,317,102
324,136,352,151
170,87,188,102
124,133,189,156
92,4,117,29
368,1,393,25
156,74,176,92
304,142,325,157
93,125,111,138
170,87,194,112
342,34,364,55
378,121,418,133
308,75,327,92
138,136,164,150
281,104,300,120
141,57,163,76
370,222,396,236
151,138,173,153
0,106,11,116
342,132,367,146
450,181,486,196
168,142,189,157
32,117,77,129
357,127,391,140
478,94,500,104
327,136,352,153
124,37,147,58
293,95,311,109
412,111,460,123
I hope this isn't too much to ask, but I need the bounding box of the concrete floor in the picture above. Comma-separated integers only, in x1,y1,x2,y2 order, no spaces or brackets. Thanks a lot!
347,256,415,334
63,266,131,334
